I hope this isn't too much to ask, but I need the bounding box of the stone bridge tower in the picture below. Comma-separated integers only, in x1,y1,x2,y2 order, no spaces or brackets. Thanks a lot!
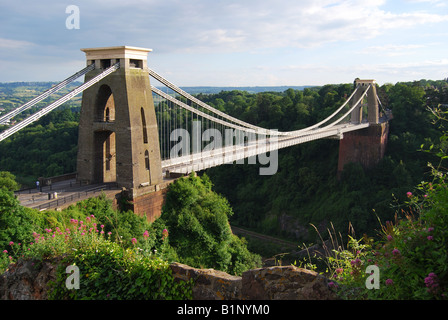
337,79,391,176
76,46,164,218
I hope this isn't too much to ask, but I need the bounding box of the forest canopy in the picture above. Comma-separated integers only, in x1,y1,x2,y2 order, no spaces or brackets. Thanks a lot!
1,80,447,243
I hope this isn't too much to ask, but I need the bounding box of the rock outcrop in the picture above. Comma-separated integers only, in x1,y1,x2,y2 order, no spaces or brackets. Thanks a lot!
169,263,339,300
1,260,339,300
169,262,242,300
0,259,57,300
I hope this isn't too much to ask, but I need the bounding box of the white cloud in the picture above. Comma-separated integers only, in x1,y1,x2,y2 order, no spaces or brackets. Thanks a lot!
166,0,448,52
1,0,448,84
404,0,447,6
358,44,427,56
0,38,34,50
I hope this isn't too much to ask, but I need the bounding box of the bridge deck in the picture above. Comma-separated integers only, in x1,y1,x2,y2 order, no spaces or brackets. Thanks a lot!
16,179,122,211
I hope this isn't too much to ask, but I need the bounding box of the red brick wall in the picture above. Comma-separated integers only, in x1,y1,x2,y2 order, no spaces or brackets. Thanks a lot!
131,187,169,223
338,122,389,175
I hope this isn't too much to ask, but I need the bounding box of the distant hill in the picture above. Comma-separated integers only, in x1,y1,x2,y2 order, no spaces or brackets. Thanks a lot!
176,86,314,94
0,82,315,113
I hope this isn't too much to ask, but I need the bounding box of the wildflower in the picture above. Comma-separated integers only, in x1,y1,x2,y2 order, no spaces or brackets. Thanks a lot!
101,225,104,229
131,238,137,245
162,229,169,240
385,279,394,286
335,268,343,275
9,241,13,246
387,235,393,241
392,249,401,256
2,250,7,254
350,258,361,267
427,227,434,232
328,281,338,289
406,192,412,198
143,230,149,239
427,236,433,241
425,273,440,295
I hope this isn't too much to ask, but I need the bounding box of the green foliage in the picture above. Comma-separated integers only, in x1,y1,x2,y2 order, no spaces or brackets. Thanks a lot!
205,80,446,247
0,197,193,300
0,110,79,182
161,172,261,275
0,171,21,191
0,188,43,253
306,105,448,300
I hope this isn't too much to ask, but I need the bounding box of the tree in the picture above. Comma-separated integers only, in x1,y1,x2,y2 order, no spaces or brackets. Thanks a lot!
0,171,20,191
160,173,261,275
0,188,42,252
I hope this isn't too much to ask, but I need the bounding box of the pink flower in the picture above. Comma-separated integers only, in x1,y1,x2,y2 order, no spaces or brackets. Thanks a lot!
9,241,14,246
427,236,433,241
392,249,401,256
2,250,7,254
350,258,361,266
425,273,440,295
387,235,393,241
406,192,412,198
143,230,149,239
385,279,394,286
335,268,343,275
100,225,104,229
131,238,137,245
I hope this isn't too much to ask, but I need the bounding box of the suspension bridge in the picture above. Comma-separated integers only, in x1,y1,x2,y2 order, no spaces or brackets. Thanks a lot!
0,46,391,219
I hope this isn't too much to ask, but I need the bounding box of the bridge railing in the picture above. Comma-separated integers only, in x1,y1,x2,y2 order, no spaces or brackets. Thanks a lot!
34,182,119,211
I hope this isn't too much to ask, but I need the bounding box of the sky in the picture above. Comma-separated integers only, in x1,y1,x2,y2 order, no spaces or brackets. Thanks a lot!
0,0,448,87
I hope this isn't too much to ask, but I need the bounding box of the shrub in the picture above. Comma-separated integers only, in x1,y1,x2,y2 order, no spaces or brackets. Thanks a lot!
161,172,261,275
313,106,448,300
1,214,193,300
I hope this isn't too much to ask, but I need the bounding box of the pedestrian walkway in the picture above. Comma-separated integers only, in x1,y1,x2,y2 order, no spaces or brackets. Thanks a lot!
16,179,121,211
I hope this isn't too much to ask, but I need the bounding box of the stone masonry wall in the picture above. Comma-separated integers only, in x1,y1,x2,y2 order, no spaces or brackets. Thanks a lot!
0,260,339,300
